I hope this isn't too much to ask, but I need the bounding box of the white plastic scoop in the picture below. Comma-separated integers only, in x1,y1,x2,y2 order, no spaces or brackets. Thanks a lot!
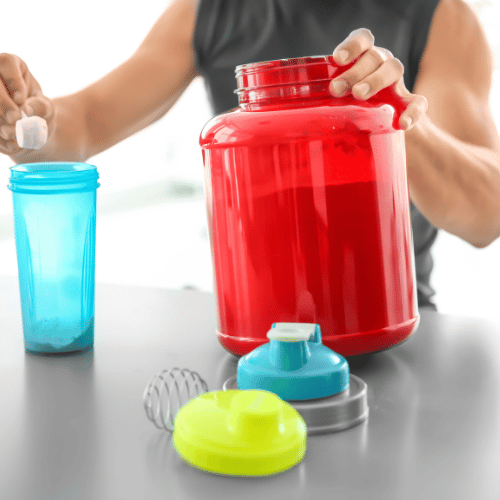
15,110,48,149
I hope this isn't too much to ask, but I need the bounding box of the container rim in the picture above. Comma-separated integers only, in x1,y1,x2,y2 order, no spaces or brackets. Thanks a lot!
235,55,334,75
10,161,97,174
8,162,99,192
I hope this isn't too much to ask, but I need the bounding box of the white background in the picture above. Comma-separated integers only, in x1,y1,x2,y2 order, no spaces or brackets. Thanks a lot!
1,0,500,320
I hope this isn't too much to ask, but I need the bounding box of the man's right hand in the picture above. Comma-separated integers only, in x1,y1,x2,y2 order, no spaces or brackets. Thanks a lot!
0,53,54,158
0,0,198,164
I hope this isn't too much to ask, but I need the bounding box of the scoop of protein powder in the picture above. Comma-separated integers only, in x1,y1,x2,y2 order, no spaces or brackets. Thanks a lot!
15,110,48,149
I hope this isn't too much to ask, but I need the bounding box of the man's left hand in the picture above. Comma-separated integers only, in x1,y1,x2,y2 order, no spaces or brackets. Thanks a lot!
330,28,428,131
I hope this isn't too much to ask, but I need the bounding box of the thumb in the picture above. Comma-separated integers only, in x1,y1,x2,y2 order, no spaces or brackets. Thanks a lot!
22,95,54,122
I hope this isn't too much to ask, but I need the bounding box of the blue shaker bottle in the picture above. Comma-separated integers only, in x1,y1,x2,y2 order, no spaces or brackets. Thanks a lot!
8,162,100,353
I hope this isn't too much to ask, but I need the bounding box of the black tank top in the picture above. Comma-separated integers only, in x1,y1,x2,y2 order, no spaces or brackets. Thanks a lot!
194,0,441,309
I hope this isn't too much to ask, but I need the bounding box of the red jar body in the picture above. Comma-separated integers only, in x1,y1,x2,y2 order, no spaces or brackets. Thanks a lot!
200,56,419,357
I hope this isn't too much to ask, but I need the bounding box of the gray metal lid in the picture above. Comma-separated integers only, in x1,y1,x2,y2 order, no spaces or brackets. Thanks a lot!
223,373,368,435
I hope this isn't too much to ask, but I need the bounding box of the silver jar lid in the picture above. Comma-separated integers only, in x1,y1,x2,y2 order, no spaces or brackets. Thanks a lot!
223,373,368,435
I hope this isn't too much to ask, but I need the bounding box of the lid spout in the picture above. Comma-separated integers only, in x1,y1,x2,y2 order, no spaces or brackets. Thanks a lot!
269,338,311,371
267,323,317,371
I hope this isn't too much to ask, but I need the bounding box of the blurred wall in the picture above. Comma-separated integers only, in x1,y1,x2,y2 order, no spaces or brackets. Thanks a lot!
1,0,500,319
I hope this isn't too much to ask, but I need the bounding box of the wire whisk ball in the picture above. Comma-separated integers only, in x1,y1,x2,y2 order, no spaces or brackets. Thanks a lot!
143,367,209,432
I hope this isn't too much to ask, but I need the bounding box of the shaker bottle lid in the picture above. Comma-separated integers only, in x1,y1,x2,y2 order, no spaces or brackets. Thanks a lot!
172,389,307,476
226,323,369,434
237,323,349,400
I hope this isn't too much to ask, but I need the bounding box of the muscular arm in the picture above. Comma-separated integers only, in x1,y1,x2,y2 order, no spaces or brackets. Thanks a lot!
12,0,199,163
405,0,500,247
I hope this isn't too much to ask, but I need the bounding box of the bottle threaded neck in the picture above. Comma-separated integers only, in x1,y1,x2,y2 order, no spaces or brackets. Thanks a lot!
9,162,100,193
235,55,353,107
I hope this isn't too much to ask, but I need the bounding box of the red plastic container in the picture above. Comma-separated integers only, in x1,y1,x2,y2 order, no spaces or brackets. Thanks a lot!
200,55,419,357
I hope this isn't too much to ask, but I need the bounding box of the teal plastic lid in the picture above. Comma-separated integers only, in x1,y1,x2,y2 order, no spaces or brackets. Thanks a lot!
237,323,349,401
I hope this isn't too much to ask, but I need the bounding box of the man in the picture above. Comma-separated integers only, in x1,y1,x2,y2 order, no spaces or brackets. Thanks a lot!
0,0,499,309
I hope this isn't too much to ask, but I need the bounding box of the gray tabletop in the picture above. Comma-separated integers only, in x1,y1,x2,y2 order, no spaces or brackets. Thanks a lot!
1,275,499,500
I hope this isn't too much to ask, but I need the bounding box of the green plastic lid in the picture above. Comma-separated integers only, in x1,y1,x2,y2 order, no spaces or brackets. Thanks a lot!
172,390,307,476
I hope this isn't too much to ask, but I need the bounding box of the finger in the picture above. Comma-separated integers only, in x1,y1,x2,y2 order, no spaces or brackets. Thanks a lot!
400,94,428,130
0,124,15,141
0,137,19,155
394,78,413,100
0,53,29,105
0,80,22,126
351,56,405,100
0,122,24,152
333,28,375,65
330,47,396,97
23,95,54,121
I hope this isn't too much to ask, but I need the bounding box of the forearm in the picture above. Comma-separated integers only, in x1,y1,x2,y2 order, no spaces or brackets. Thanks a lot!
405,114,500,248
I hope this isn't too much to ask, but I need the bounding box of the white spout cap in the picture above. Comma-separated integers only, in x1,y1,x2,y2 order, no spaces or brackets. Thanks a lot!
15,111,48,149
267,323,317,342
